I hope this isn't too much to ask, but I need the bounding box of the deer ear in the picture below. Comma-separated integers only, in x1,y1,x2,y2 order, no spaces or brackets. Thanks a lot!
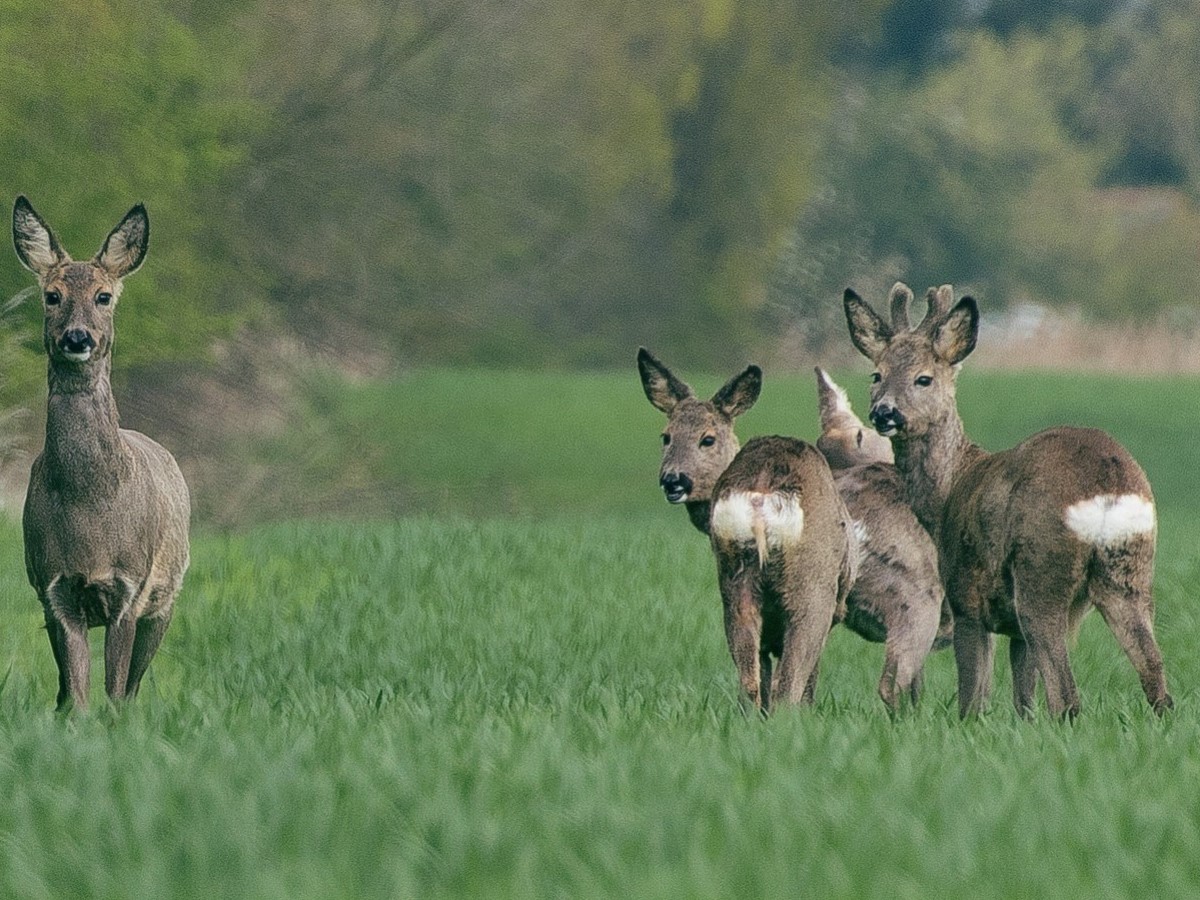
712,365,762,418
933,297,979,365
96,203,149,278
13,196,67,276
815,366,852,430
637,347,694,414
843,288,893,361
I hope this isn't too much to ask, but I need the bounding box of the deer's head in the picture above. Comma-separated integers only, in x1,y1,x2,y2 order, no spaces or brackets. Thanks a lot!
843,283,979,439
13,196,149,368
637,348,761,505
814,366,893,469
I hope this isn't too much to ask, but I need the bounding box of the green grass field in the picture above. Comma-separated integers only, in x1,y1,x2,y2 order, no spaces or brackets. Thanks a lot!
2,367,1200,898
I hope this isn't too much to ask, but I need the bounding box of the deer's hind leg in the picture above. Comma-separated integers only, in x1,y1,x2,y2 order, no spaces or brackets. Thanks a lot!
772,569,838,707
718,560,765,713
1089,540,1172,714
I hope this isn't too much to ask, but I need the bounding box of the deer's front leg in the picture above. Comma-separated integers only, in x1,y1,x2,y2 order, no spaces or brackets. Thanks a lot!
46,614,90,712
104,617,137,700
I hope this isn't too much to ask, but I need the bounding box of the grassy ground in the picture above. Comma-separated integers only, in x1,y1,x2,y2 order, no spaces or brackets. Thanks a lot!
2,367,1199,897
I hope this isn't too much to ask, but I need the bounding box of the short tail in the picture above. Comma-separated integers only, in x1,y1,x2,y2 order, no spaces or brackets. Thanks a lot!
711,490,805,568
1063,494,1155,548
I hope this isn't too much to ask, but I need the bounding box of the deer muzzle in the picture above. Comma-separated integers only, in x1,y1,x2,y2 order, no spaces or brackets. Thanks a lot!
58,329,97,362
869,402,906,437
660,471,693,504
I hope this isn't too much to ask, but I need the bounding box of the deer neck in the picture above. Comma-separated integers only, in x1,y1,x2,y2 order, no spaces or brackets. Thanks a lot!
44,356,129,495
891,409,986,537
685,499,712,535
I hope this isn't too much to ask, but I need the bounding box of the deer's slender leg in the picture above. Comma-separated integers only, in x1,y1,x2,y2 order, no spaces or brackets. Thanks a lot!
953,616,994,718
47,616,90,712
126,608,173,699
720,567,763,713
1009,637,1037,717
1090,575,1172,715
104,617,137,700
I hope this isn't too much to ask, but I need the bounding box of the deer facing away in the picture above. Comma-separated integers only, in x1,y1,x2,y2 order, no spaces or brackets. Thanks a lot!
844,282,1171,719
638,348,943,710
13,196,191,711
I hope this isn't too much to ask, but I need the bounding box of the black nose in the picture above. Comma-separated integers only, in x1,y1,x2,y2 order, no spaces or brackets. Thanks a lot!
870,403,905,434
59,329,96,355
660,472,693,504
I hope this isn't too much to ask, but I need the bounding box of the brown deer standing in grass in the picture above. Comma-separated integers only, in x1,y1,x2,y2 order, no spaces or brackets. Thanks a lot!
13,196,191,711
709,435,855,712
637,348,942,711
815,367,950,707
844,282,1172,719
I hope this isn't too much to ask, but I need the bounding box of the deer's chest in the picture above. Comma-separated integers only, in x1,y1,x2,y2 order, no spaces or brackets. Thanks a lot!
24,478,156,586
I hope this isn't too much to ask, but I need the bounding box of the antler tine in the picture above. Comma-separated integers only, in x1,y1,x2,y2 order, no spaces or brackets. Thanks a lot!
920,284,954,331
888,282,914,331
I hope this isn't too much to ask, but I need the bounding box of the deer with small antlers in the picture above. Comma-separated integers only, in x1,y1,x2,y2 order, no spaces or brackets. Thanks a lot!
13,196,191,711
844,283,1171,719
638,349,944,710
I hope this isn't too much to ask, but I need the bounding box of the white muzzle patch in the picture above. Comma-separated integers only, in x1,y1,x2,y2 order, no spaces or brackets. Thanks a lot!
711,490,804,563
1064,493,1155,547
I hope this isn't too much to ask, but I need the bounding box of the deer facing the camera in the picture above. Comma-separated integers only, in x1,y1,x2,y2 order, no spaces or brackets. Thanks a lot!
13,196,191,712
844,282,1171,719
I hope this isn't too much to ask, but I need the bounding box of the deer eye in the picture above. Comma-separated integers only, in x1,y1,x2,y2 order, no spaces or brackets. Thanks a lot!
871,372,881,384
661,434,670,446
44,290,61,306
915,375,933,387
95,292,113,306
699,435,716,448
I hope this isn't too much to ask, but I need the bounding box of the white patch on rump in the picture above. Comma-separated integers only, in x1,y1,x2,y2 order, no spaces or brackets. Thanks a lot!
1064,493,1156,547
711,491,805,556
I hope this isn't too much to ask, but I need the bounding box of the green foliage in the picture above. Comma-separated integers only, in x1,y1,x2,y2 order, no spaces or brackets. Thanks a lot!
777,23,1200,342
227,0,885,370
0,0,263,379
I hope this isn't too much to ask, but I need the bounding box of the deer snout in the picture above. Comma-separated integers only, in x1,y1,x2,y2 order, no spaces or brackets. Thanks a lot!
59,329,97,360
870,402,906,437
660,471,693,504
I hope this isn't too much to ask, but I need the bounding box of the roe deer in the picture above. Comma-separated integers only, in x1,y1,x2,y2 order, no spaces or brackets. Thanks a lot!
815,367,950,708
13,195,191,711
637,348,938,710
709,435,856,712
844,282,1171,719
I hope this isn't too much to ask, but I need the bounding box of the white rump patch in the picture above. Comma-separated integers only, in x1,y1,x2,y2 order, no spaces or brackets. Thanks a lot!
1064,494,1155,547
711,491,804,563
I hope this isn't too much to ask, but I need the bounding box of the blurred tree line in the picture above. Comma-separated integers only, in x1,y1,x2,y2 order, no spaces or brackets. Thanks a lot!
2,0,1200,391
